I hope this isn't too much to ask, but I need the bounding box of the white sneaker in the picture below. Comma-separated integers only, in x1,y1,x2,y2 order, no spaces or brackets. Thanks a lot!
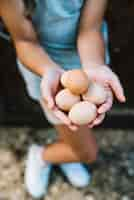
25,144,52,198
60,163,91,188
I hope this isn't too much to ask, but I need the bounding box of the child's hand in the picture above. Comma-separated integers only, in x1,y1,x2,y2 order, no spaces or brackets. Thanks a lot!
41,67,63,109
84,65,126,128
40,67,78,131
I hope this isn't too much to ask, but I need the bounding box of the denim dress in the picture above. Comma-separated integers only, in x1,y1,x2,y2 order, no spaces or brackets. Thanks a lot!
17,0,110,101
32,0,110,69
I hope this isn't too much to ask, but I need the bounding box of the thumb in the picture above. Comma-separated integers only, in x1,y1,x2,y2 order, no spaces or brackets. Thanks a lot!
109,75,126,103
42,85,55,109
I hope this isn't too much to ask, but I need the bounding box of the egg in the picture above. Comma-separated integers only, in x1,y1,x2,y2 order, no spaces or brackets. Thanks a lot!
61,69,89,95
61,70,70,87
82,82,107,105
69,101,97,125
55,88,80,112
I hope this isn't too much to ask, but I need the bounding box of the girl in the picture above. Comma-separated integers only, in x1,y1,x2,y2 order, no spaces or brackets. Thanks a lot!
0,0,125,198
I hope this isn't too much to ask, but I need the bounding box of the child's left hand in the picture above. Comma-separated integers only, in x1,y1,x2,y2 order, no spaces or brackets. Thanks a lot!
40,67,78,131
88,86,113,128
84,65,126,128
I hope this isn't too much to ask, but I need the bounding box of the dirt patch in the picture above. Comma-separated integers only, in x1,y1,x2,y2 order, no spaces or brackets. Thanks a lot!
0,128,134,200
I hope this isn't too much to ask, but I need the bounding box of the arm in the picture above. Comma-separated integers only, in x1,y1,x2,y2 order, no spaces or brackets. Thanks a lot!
77,0,125,127
77,0,107,68
0,0,59,77
0,0,75,129
77,0,125,103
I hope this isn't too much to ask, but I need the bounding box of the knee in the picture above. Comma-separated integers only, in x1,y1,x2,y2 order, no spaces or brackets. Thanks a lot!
87,148,98,164
81,147,98,164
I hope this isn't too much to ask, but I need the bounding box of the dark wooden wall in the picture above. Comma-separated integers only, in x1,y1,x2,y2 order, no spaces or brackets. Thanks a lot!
107,0,134,107
0,0,134,127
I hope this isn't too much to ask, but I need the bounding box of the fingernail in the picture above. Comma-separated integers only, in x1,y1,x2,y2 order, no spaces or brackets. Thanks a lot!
73,127,78,131
120,96,126,103
88,124,94,128
98,110,102,114
70,126,77,131
98,109,104,114
122,96,126,102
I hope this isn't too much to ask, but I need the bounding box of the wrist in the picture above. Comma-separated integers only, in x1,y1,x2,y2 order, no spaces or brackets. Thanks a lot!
83,63,109,77
82,61,105,69
41,64,62,77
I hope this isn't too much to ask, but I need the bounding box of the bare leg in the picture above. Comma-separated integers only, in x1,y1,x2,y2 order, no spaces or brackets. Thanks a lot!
42,125,98,164
39,100,98,164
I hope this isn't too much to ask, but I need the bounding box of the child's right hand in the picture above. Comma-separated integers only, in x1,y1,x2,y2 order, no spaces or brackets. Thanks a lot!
40,67,78,130
41,67,64,109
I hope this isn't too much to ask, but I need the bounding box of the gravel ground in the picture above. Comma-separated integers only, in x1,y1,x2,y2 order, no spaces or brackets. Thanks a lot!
0,127,134,200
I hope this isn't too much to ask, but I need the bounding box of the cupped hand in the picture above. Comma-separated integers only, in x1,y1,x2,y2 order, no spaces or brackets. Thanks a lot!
40,67,78,131
84,65,126,128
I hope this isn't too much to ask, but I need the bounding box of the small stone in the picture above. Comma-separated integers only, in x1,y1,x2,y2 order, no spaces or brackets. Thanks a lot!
44,196,52,200
85,195,95,200
62,183,69,191
58,190,84,200
50,185,59,196
127,168,134,176
122,196,130,200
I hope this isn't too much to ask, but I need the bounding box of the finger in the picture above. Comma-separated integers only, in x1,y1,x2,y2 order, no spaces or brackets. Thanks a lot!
88,123,94,129
40,99,77,130
93,113,105,126
42,85,55,109
109,74,126,103
41,98,78,131
54,109,78,131
53,108,71,126
88,120,97,128
98,90,113,114
68,124,79,131
88,113,105,128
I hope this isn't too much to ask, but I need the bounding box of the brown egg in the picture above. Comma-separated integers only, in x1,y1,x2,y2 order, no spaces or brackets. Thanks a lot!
83,82,107,105
69,101,97,125
55,89,80,112
61,70,71,87
61,69,89,95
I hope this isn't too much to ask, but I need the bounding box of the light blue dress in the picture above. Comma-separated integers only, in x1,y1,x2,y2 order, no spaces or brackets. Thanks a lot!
17,0,110,100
